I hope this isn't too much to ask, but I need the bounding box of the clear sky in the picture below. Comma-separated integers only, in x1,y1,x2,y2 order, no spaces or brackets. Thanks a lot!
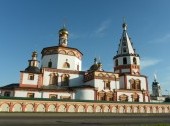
0,0,170,94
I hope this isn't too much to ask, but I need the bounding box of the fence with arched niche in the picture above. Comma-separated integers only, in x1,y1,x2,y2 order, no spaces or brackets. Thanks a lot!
0,98,170,113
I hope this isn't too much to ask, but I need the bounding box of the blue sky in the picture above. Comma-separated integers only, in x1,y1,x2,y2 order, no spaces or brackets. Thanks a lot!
0,0,170,94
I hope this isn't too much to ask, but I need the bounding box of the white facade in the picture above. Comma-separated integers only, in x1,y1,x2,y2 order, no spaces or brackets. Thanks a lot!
22,73,39,85
14,90,73,99
75,89,95,100
41,54,82,71
126,75,147,90
42,71,83,87
116,92,143,102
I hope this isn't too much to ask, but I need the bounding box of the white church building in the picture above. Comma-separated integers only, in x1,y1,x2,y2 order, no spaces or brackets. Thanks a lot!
0,22,150,102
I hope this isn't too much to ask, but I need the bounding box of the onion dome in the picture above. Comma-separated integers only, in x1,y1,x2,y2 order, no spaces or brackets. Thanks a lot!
59,27,69,35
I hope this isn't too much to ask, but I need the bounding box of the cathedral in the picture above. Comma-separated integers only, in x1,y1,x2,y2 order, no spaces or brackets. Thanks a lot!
0,22,150,102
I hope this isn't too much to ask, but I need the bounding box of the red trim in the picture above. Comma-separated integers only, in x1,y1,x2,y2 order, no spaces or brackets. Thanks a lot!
144,76,150,102
41,46,83,58
20,84,38,88
43,68,85,75
113,91,117,102
94,89,98,100
142,92,145,102
13,87,71,92
19,73,24,86
114,64,140,75
145,77,149,91
37,75,43,88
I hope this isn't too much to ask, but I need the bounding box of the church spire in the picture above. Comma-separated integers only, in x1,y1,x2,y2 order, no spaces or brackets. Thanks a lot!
117,21,135,55
113,20,140,75
58,25,69,47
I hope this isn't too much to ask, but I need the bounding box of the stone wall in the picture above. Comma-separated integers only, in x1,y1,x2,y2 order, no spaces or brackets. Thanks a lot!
0,98,170,113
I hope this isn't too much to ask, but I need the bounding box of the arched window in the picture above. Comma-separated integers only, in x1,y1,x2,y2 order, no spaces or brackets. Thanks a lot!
115,59,118,66
63,62,70,68
61,74,69,86
135,79,141,90
98,91,105,101
131,93,139,102
49,73,58,85
119,94,128,102
48,60,52,68
129,79,141,90
129,79,135,89
4,91,10,97
28,74,34,80
123,57,127,64
104,81,110,89
133,57,137,65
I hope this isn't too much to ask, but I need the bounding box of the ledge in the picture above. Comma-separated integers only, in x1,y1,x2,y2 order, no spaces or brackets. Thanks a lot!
0,96,169,104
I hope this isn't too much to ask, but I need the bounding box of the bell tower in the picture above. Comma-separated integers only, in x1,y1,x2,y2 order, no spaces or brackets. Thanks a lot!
113,21,140,75
58,26,69,47
25,51,40,73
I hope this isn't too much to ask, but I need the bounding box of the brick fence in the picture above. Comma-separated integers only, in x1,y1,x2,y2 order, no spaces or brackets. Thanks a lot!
0,98,170,113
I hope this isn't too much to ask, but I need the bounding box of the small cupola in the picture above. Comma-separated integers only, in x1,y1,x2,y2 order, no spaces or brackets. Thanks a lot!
25,51,40,73
58,26,69,47
89,58,103,71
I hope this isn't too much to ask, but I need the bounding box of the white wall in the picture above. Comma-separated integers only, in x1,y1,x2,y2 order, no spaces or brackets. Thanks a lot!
84,79,120,91
57,54,82,71
114,56,140,66
14,90,41,98
14,90,73,99
42,71,83,87
119,76,125,89
126,75,147,90
42,92,73,99
41,54,82,71
94,79,104,90
75,89,94,100
41,54,58,68
117,92,143,102
112,81,120,90
22,73,39,85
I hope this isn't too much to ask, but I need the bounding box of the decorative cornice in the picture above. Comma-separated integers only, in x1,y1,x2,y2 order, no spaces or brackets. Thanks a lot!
41,46,83,60
113,53,140,59
12,87,73,92
42,68,85,75
119,73,148,78
84,71,119,82
114,64,140,71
